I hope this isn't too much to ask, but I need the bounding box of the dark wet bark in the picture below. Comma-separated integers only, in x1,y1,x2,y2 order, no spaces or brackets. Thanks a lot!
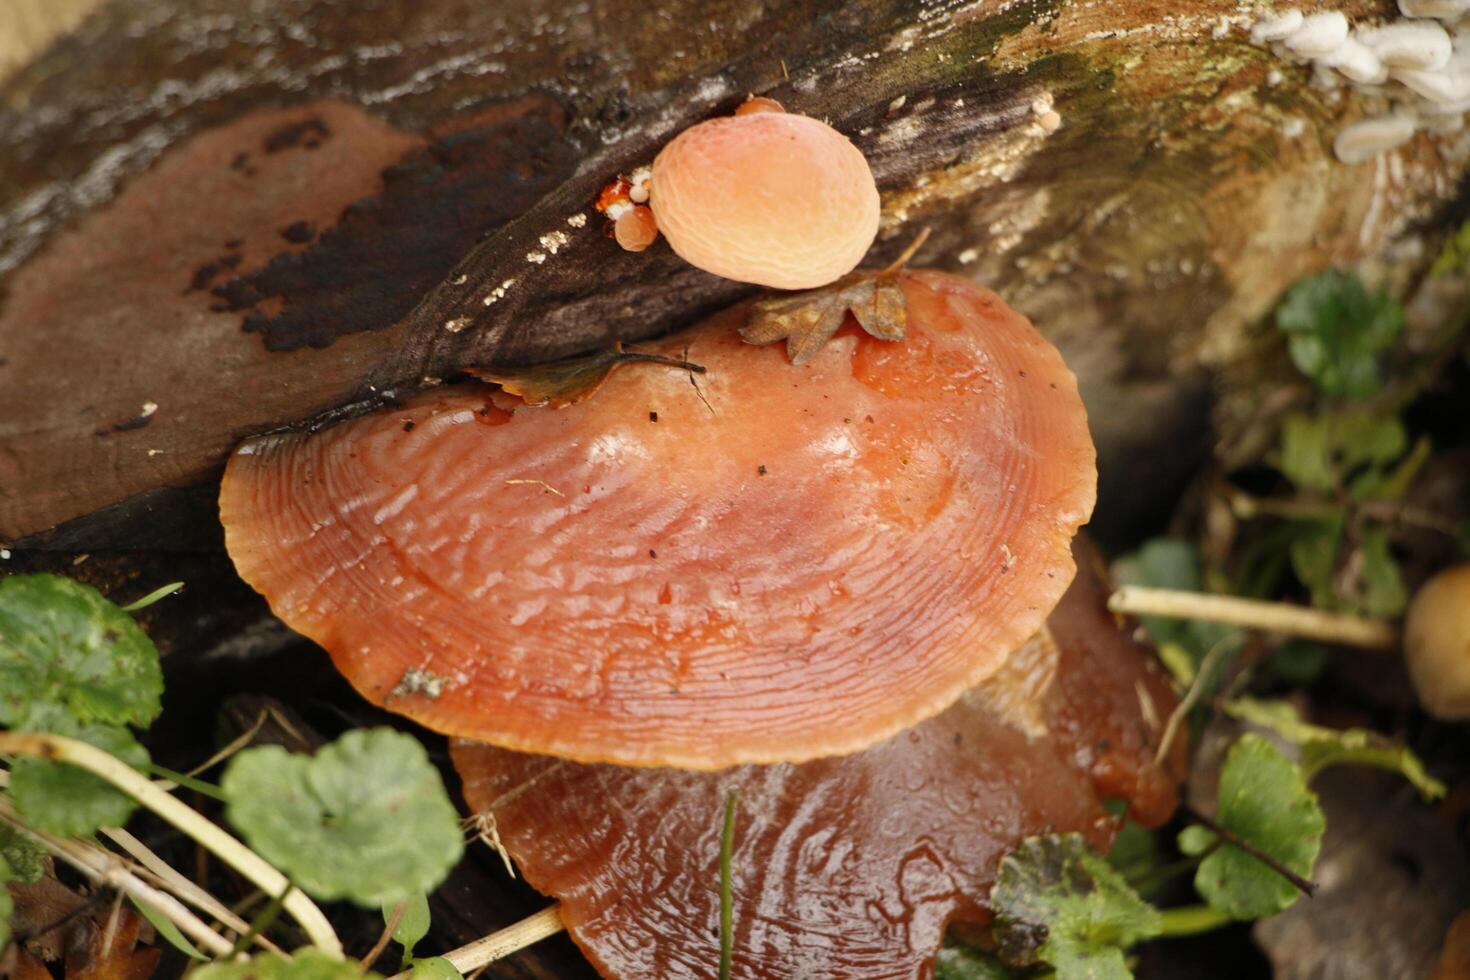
0,0,1461,549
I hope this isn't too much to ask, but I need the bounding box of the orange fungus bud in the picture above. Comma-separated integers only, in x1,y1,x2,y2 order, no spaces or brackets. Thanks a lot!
614,205,658,252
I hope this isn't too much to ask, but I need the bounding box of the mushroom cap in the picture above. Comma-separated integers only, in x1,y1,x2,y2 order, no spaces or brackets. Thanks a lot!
1404,562,1470,720
220,271,1095,769
650,112,880,290
450,537,1181,980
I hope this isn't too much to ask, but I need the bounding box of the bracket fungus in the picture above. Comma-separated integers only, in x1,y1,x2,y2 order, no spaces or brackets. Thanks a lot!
597,98,881,290
451,540,1183,980
219,271,1096,768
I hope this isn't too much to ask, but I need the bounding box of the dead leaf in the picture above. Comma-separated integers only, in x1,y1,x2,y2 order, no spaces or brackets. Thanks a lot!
65,903,159,980
469,344,706,408
740,228,929,365
741,274,907,365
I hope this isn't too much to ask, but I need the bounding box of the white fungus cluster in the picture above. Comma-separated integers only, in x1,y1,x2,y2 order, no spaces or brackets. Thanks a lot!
1250,2,1470,163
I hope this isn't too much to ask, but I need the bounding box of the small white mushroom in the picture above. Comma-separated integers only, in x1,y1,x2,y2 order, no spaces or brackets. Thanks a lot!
1333,115,1416,163
1284,12,1350,57
1362,22,1452,70
1398,0,1470,18
1403,563,1470,720
1322,38,1389,84
1252,9,1304,43
1393,64,1470,104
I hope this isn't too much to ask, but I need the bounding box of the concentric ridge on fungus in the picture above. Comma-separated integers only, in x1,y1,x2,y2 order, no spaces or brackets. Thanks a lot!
220,271,1096,769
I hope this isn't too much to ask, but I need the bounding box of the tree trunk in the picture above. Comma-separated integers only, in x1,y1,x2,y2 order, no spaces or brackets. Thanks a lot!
0,0,1462,549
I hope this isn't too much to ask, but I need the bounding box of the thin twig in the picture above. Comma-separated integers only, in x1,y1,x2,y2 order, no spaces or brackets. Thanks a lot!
0,801,235,958
361,900,408,973
185,709,270,779
1152,633,1239,768
1109,586,1398,650
102,827,283,954
1188,810,1318,897
0,731,343,958
385,906,565,979
99,889,126,962
879,226,932,277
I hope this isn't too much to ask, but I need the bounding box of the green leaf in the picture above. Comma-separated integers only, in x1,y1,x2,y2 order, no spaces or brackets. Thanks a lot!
992,833,1161,979
9,710,149,836
130,895,209,961
1186,734,1324,920
0,823,47,885
1275,414,1337,494
1275,269,1403,397
1106,822,1163,900
1225,697,1445,800
1287,517,1344,610
1114,539,1235,677
1262,640,1330,686
0,574,163,729
935,945,1013,979
1350,435,1431,501
385,892,432,962
1356,527,1409,617
1273,411,1406,495
187,948,371,980
407,958,463,980
0,853,14,953
222,728,464,907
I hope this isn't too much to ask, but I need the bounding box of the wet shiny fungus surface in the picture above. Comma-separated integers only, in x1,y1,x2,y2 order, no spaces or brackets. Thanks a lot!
220,271,1096,768
451,541,1182,980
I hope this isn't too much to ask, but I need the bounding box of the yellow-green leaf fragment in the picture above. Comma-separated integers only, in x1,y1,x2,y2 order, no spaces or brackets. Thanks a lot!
189,948,371,980
1225,697,1444,800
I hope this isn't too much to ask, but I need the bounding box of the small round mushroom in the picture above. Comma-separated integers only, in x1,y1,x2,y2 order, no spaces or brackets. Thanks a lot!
1403,562,1470,720
649,106,880,290
220,271,1095,769
613,205,658,251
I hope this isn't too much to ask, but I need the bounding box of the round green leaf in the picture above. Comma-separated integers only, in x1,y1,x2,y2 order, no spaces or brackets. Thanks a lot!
222,728,464,907
0,575,163,729
10,713,149,836
189,948,371,980
1188,734,1325,920
408,958,463,980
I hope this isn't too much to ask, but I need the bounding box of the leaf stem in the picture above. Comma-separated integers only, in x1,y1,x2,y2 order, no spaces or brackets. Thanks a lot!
1108,586,1398,650
1152,633,1239,768
0,797,236,958
719,789,739,980
149,763,227,802
880,227,932,276
618,351,708,374
386,905,564,979
102,826,283,954
1157,904,1233,937
1188,810,1318,898
362,900,409,973
0,730,343,957
121,581,184,612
